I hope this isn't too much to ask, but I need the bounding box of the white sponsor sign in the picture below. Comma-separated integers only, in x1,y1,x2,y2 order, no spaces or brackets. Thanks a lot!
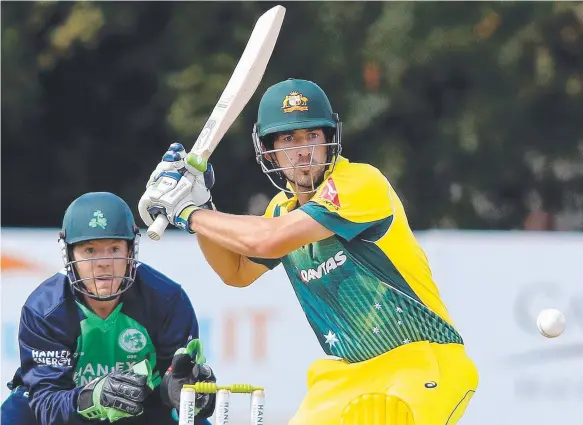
1,228,582,424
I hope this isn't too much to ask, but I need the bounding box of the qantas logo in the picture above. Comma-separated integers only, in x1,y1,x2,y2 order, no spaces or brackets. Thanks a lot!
300,251,347,283
320,178,340,208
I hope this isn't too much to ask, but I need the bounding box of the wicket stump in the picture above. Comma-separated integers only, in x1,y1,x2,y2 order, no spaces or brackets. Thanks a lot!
179,383,265,425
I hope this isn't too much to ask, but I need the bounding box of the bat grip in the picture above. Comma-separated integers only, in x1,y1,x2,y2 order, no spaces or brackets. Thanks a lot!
147,215,169,241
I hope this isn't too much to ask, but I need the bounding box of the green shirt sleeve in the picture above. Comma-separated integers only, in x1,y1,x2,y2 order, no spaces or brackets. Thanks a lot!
300,201,389,241
248,256,281,270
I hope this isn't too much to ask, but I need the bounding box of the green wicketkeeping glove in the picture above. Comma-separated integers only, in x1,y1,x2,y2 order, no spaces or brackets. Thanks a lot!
77,359,154,422
160,339,217,419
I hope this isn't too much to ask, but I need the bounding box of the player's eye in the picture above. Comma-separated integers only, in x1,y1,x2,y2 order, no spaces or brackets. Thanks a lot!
307,132,319,140
111,246,120,253
276,133,294,143
85,247,95,254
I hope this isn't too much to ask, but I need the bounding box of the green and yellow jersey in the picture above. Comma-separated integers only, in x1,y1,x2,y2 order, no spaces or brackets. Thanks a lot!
253,156,462,363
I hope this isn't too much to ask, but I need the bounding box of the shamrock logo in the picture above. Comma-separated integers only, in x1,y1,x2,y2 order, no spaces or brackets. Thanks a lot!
89,210,108,229
119,329,148,353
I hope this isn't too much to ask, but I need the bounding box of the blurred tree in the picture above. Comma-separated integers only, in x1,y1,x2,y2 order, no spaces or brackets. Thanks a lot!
357,2,583,230
1,2,582,231
2,1,177,227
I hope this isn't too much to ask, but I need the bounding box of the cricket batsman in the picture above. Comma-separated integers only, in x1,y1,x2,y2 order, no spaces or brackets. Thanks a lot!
138,78,479,424
1,192,216,425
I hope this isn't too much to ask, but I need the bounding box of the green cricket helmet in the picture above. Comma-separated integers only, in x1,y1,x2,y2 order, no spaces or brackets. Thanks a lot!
252,78,342,194
59,192,140,301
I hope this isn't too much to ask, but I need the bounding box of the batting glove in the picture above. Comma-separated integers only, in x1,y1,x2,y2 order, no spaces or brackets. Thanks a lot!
138,143,215,233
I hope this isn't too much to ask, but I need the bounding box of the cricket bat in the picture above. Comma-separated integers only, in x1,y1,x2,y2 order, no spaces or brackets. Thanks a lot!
147,5,286,241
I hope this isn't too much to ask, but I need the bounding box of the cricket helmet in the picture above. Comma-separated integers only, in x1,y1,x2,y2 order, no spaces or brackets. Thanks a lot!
252,78,343,194
59,192,140,301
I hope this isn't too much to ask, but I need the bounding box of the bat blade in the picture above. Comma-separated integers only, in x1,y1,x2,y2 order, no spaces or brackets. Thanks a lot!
147,6,286,241
191,5,286,160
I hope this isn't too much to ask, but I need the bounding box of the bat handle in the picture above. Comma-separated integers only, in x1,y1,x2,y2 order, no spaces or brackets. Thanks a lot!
147,215,169,241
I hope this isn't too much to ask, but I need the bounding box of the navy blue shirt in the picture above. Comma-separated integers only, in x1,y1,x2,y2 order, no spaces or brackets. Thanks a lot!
15,263,199,425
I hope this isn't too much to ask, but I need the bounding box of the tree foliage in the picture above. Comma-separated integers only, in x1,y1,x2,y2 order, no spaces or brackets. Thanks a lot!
2,1,582,230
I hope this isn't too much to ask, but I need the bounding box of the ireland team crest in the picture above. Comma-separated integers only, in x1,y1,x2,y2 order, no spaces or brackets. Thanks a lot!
119,328,147,353
89,210,108,229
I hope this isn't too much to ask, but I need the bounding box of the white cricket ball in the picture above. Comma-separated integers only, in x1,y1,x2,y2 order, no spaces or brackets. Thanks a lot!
536,308,566,338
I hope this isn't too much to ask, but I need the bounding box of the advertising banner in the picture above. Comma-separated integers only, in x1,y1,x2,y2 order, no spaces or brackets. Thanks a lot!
1,228,582,424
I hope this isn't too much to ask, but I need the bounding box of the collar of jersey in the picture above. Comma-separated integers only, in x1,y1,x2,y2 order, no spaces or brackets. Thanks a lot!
282,155,348,210
76,301,124,330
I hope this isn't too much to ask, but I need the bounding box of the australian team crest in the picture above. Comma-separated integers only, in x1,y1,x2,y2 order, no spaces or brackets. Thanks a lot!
282,91,309,113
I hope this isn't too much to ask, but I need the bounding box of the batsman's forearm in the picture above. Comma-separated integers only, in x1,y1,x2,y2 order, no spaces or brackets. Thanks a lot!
196,234,246,282
190,210,273,258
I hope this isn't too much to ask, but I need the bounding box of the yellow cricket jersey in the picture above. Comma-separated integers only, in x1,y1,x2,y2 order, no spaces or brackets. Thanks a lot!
253,156,463,363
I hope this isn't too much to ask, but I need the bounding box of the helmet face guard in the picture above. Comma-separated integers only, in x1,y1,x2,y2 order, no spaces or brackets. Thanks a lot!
59,192,141,302
59,232,140,302
252,79,343,195
252,114,343,195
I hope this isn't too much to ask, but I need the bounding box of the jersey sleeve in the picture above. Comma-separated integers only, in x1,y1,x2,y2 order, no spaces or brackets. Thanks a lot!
300,164,394,241
247,256,280,269
155,287,200,375
247,192,286,269
19,305,87,425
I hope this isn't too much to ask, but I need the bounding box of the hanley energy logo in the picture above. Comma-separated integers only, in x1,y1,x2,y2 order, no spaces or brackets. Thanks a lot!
32,350,72,366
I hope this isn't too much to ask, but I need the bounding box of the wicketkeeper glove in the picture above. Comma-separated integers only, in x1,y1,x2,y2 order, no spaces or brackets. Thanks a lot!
160,339,216,419
77,359,154,422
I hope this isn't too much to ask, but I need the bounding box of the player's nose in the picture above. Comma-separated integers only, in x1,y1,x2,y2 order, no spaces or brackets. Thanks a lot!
296,145,314,161
94,256,113,268
295,139,312,152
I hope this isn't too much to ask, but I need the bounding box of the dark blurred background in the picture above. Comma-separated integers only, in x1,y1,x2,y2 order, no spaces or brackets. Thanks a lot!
2,1,582,231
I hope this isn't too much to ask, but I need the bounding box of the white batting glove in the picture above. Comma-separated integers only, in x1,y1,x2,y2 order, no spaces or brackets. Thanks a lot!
138,143,215,232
